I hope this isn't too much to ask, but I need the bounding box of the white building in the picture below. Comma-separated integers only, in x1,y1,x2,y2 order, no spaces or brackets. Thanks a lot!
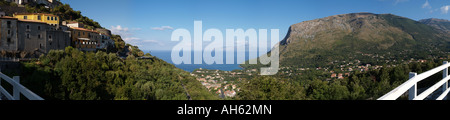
5,0,28,5
62,21,84,28
97,33,115,49
5,0,55,6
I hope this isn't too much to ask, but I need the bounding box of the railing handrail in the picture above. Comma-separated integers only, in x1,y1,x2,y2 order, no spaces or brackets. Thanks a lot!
378,61,449,100
0,72,44,100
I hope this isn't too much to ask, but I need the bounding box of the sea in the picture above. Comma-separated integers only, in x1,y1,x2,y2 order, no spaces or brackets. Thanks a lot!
148,50,260,72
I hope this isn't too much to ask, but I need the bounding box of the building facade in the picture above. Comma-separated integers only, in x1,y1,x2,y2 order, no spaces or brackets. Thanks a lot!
0,17,19,51
70,27,100,51
13,13,60,26
45,30,70,53
95,28,114,49
17,19,48,54
17,19,69,56
1,16,69,58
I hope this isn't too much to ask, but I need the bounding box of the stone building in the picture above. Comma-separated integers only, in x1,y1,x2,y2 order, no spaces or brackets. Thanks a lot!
17,19,69,57
0,16,69,58
0,16,19,52
17,19,48,55
45,30,70,53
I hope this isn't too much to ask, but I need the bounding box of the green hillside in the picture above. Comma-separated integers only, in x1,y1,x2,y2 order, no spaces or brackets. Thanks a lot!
3,47,217,100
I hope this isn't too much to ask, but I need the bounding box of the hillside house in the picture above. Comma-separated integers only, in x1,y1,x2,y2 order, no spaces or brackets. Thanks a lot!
62,21,83,28
5,0,58,8
70,27,101,51
13,13,59,26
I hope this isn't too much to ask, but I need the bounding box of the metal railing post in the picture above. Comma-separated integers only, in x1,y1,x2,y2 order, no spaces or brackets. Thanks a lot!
0,68,1,96
13,76,20,100
0,74,2,99
409,72,417,100
443,61,449,100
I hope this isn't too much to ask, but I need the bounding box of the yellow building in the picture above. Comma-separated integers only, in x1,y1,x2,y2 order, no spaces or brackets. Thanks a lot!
13,13,59,26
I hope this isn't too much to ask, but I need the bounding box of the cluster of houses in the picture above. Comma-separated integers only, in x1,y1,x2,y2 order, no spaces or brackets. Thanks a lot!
0,11,115,58
5,0,58,8
192,69,244,98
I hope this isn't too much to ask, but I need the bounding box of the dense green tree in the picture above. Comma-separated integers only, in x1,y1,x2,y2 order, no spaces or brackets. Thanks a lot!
237,76,305,100
16,47,217,100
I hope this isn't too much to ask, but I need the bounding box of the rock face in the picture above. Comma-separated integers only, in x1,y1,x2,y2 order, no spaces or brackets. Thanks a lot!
281,13,414,48
419,18,450,33
266,13,449,68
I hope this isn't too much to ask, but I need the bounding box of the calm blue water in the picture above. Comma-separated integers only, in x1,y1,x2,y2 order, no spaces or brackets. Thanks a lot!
148,51,259,72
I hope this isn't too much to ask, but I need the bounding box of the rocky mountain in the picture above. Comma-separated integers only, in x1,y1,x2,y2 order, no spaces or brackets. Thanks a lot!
247,13,450,68
420,18,450,33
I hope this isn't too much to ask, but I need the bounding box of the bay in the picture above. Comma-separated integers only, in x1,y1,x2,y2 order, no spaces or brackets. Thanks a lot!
148,50,259,72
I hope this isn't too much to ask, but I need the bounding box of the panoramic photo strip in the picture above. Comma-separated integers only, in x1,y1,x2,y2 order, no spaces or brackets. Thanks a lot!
0,0,449,119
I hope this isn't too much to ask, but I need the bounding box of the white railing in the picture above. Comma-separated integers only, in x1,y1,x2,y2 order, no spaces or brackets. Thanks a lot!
0,72,44,100
378,61,449,100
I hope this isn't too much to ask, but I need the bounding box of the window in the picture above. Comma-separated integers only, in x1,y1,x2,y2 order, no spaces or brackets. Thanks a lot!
38,26,41,30
24,16,27,19
26,25,30,30
38,16,41,20
38,34,41,39
47,16,50,20
7,21,11,28
78,32,80,36
83,32,85,35
51,17,53,20
7,30,10,35
7,38,11,43
40,44,42,49
49,35,52,39
55,17,57,21
27,34,30,39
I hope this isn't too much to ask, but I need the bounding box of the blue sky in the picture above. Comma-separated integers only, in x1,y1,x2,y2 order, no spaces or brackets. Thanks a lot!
60,0,450,52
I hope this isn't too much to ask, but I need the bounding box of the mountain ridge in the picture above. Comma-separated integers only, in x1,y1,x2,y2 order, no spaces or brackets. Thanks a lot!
246,12,449,69
419,18,450,33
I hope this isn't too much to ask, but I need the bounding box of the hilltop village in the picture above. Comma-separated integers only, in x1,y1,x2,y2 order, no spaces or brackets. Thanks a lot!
0,0,119,59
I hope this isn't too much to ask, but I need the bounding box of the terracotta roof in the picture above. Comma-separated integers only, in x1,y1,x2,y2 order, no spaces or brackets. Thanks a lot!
66,21,80,24
0,16,18,20
70,27,99,33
